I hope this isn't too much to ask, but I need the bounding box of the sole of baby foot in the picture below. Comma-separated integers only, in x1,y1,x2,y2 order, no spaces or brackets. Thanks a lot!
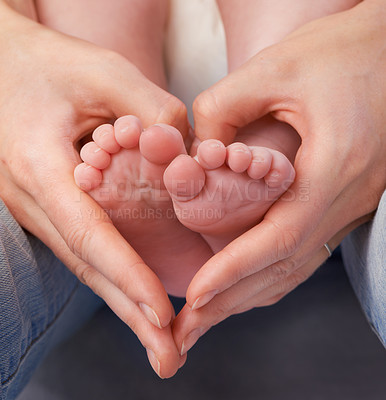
164,139,295,253
74,116,213,296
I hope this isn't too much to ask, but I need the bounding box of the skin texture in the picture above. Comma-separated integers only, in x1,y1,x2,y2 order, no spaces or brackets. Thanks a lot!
2,0,383,379
172,0,386,360
0,1,189,378
74,117,214,297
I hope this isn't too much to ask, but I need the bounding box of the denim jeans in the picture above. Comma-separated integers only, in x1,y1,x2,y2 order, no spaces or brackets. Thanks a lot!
0,201,103,400
341,190,386,347
0,191,385,400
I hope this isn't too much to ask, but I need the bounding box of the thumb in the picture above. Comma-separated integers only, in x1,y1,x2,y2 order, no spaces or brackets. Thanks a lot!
97,58,190,137
193,52,287,145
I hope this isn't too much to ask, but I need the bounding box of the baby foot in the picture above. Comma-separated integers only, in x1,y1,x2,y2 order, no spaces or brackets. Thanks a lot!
74,116,212,297
164,139,295,253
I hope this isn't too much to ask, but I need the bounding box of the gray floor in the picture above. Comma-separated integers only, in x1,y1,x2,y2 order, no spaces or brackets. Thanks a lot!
19,253,386,400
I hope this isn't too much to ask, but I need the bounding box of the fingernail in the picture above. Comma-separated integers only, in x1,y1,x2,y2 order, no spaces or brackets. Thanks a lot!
146,348,162,378
180,328,203,356
139,302,162,329
191,289,219,310
179,354,187,369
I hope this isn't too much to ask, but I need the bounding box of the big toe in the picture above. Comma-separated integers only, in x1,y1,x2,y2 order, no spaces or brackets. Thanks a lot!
140,124,186,165
164,155,205,201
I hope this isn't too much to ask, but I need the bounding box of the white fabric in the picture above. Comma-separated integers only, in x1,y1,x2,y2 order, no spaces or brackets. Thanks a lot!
165,0,227,123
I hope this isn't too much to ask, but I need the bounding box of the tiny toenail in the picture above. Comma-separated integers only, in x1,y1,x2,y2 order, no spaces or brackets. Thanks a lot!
209,142,222,149
94,147,102,153
252,157,265,163
101,130,111,137
234,147,249,153
119,125,129,133
84,165,93,169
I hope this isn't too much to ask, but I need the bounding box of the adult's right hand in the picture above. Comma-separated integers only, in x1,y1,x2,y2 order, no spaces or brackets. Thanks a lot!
0,2,189,378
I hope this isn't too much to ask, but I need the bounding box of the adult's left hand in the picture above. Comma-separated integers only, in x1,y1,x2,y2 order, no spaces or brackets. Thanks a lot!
172,0,386,357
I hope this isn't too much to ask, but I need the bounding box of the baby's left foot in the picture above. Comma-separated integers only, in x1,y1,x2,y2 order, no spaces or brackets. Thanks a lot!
164,140,295,252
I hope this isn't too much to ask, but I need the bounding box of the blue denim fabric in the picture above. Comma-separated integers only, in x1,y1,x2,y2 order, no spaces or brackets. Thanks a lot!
0,201,103,400
341,190,386,347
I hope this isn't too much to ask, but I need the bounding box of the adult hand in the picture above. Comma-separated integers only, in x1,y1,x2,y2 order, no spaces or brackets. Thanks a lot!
0,2,189,377
172,0,386,356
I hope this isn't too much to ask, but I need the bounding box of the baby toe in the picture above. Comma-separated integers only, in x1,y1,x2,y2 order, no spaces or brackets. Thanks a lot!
93,124,121,153
264,150,295,189
247,148,273,179
164,155,205,201
80,142,111,170
114,115,142,149
140,124,185,165
197,139,226,170
226,143,252,173
74,163,103,191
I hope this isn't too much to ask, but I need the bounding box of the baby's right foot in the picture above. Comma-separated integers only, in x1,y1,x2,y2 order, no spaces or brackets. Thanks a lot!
164,139,295,253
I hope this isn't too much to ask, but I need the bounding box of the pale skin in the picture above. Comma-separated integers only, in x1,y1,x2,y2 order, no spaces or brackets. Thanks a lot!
70,0,297,296
70,0,369,374
172,0,385,362
72,0,370,298
2,0,383,379
0,0,189,378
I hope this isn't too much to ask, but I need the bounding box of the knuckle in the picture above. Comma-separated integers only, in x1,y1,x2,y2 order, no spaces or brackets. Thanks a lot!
64,218,110,261
98,48,127,70
268,219,303,259
258,45,298,83
193,89,221,123
210,298,235,324
75,264,95,287
114,262,143,296
269,258,297,282
7,142,31,177
157,95,188,127
220,247,248,284
281,229,302,258
286,269,309,290
64,223,90,259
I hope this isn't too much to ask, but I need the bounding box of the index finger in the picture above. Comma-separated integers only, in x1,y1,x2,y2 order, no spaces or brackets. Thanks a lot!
24,150,173,329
